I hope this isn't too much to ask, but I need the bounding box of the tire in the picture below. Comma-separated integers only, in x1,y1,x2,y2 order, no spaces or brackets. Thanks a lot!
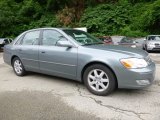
142,46,145,50
83,64,116,96
145,46,150,53
145,45,150,52
12,57,26,76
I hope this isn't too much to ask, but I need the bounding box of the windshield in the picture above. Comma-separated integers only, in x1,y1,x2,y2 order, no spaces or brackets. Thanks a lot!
63,29,103,45
148,36,160,41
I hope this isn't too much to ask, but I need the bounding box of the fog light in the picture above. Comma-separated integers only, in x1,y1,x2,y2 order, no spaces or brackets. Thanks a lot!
136,80,150,85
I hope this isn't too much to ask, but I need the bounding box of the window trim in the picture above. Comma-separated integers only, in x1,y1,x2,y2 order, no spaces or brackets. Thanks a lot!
15,34,25,45
13,28,78,48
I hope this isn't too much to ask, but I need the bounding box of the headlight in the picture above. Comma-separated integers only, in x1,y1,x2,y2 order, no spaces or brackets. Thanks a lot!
120,58,148,69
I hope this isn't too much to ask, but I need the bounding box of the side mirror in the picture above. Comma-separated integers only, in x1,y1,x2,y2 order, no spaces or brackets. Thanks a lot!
57,40,73,48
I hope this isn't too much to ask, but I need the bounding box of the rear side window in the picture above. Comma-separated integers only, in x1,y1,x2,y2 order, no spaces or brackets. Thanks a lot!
14,34,24,45
21,31,40,45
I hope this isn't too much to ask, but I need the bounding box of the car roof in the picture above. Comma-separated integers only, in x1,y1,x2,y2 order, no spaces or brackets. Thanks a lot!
22,28,84,35
25,28,76,32
24,28,58,32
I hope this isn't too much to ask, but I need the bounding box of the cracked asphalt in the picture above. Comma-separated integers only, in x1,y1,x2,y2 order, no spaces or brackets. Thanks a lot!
0,52,160,120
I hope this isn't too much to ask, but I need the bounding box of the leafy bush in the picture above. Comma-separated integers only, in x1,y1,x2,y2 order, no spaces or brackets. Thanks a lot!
80,1,132,36
0,0,160,38
120,26,147,37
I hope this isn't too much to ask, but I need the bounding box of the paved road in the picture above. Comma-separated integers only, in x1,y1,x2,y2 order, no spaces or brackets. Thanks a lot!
0,52,160,120
149,53,160,64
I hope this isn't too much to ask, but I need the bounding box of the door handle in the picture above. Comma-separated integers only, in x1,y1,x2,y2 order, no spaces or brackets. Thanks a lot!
41,51,45,53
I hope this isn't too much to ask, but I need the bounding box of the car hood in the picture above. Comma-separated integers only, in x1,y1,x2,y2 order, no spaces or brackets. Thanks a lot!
84,44,148,57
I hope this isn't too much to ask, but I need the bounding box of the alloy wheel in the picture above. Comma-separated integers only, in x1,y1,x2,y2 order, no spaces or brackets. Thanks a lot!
14,60,22,74
87,69,109,92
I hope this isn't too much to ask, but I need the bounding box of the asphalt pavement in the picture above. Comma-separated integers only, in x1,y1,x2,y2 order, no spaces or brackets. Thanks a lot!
0,52,160,120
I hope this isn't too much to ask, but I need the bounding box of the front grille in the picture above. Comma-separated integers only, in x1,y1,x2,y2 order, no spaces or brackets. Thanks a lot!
153,48,160,50
155,43,160,46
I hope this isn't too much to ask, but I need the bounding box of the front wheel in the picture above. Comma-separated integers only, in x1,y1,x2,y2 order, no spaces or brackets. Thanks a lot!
83,64,116,96
12,57,26,76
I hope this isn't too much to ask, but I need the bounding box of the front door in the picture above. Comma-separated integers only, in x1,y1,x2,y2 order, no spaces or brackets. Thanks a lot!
39,29,78,79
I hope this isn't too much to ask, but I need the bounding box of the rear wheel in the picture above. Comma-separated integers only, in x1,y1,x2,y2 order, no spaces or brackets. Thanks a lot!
83,64,116,96
12,57,26,76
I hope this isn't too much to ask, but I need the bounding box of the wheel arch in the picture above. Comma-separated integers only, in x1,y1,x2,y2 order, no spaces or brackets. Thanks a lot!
81,61,118,88
11,55,19,65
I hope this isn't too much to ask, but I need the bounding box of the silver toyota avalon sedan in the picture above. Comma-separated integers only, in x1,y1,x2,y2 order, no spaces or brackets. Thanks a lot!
3,28,156,96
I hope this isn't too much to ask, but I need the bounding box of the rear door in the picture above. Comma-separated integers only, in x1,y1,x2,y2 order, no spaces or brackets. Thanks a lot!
15,30,40,72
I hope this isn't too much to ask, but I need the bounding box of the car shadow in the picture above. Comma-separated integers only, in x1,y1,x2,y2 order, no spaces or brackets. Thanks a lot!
148,51,160,54
25,72,153,97
27,71,82,85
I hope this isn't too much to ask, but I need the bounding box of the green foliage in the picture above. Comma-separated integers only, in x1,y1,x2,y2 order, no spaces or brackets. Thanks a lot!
0,0,61,37
80,0,160,37
127,0,160,36
120,26,147,37
28,14,60,28
80,1,132,36
0,0,160,38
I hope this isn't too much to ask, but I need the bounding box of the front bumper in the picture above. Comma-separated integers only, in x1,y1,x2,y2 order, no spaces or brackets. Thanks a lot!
147,45,160,51
117,61,156,89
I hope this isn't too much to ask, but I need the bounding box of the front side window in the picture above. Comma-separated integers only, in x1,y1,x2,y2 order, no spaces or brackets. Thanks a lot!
21,31,40,45
42,30,63,46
